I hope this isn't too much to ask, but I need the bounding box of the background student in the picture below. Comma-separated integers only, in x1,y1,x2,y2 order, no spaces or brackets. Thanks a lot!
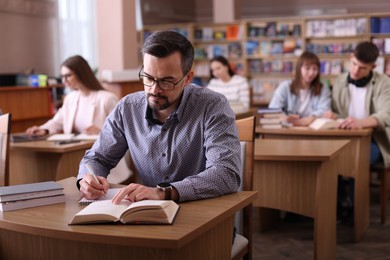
26,55,118,136
77,31,241,203
324,41,390,168
268,51,331,126
207,56,250,113
324,41,390,222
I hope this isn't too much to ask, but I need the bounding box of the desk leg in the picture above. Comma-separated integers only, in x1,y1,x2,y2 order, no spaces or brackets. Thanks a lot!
314,159,338,260
254,160,338,260
353,136,370,242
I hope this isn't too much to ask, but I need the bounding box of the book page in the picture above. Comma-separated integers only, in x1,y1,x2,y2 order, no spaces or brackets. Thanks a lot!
121,200,179,224
71,200,131,224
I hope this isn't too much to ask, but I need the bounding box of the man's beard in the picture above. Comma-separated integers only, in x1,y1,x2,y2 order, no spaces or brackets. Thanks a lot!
147,93,171,111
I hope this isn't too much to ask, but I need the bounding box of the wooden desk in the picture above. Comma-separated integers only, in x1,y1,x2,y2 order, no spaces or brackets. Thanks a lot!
256,126,372,242
10,141,93,185
254,139,350,260
0,177,257,260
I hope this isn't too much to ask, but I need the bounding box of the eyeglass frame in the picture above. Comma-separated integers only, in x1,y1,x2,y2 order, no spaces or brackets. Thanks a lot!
138,66,187,91
60,73,74,80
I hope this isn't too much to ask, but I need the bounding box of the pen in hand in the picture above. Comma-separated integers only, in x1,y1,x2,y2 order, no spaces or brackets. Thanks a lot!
85,163,106,198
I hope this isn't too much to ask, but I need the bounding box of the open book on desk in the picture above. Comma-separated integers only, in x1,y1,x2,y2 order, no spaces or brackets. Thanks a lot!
309,118,344,130
69,199,180,225
47,133,99,142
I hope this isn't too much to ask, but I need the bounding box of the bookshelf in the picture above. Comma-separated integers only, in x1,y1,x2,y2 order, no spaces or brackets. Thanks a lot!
244,17,304,106
140,12,390,106
369,13,390,74
303,14,370,85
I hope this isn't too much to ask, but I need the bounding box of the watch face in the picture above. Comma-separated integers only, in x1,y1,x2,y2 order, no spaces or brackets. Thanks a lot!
158,182,171,188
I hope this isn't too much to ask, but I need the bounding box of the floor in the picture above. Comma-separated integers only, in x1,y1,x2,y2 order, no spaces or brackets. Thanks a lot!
252,188,390,260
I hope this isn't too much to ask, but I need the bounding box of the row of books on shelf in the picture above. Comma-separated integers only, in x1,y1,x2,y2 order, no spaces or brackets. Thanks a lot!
194,25,242,41
371,17,390,34
372,38,390,54
0,181,65,212
143,28,189,41
194,43,242,60
305,43,357,54
246,40,302,56
247,22,301,37
306,18,367,37
249,59,294,74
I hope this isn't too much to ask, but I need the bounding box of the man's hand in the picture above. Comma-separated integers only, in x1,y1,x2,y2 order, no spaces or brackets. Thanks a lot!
339,116,378,130
111,183,164,204
79,175,109,200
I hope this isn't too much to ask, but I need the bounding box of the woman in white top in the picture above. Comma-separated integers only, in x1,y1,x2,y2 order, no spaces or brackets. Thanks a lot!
26,55,118,136
268,51,331,126
207,56,250,113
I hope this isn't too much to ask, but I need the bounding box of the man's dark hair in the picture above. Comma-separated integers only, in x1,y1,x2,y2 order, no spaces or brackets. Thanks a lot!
141,31,194,75
354,41,379,64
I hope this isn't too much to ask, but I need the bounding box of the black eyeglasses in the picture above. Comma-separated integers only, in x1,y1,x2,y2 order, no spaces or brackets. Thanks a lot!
138,66,186,91
60,73,73,80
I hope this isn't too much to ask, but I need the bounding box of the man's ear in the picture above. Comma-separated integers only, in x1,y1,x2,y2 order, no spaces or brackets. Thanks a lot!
184,70,194,85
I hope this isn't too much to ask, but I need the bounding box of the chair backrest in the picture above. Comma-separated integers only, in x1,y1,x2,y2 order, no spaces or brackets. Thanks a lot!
232,116,255,260
236,116,255,191
0,113,11,186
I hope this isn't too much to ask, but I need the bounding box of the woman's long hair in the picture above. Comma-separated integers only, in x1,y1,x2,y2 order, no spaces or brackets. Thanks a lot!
61,55,103,91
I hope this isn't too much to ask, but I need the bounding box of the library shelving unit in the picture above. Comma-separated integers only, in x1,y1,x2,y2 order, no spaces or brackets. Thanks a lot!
139,12,390,107
369,12,390,75
244,17,304,106
303,13,370,86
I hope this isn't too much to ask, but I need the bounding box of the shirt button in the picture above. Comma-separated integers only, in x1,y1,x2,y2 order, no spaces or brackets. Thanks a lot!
165,176,169,180
162,153,166,157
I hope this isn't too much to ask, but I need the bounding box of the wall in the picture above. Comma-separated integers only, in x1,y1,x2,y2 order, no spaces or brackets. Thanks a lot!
140,0,197,25
0,0,59,77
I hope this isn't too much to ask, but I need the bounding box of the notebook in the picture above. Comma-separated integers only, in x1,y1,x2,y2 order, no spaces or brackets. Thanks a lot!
78,188,121,205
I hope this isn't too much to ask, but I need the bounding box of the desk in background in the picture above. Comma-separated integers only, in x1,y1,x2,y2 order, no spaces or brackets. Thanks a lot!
254,139,350,259
0,177,257,260
256,126,372,242
10,140,93,185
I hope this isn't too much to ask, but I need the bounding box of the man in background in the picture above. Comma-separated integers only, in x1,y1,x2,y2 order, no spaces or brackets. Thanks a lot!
325,41,390,222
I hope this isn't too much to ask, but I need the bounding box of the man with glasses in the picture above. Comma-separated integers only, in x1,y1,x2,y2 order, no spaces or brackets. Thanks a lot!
76,31,241,203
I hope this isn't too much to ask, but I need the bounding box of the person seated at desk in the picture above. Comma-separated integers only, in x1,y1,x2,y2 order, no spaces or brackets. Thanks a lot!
268,51,331,126
207,56,250,114
323,42,390,221
26,55,118,136
76,31,241,204
324,41,390,168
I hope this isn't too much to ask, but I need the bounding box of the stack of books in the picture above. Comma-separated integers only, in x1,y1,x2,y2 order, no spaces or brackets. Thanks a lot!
258,108,286,129
0,181,65,212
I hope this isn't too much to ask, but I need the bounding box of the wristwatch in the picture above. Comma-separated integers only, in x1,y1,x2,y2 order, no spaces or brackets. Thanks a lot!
157,183,173,200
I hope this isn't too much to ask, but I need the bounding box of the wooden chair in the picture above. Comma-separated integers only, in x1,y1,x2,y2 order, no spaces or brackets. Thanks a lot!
231,116,255,260
370,162,390,224
0,113,12,186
